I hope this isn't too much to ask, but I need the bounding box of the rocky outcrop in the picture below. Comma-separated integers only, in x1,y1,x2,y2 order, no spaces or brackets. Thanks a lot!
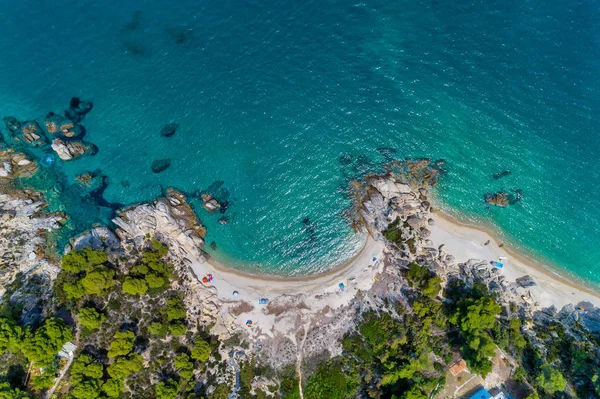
485,191,509,207
0,149,37,180
0,189,63,318
51,138,96,160
201,194,221,213
44,113,83,138
112,189,208,264
66,226,121,253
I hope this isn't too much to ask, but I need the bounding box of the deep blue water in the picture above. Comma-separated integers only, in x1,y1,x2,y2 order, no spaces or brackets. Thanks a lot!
0,0,598,281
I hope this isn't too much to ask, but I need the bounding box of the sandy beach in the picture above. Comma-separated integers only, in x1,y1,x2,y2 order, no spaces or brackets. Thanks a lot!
189,211,600,322
429,212,600,308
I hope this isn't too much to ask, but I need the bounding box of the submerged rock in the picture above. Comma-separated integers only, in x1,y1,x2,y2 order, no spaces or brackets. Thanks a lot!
51,138,96,161
485,191,509,207
160,123,179,137
3,116,21,134
151,159,171,173
493,170,512,180
64,97,93,123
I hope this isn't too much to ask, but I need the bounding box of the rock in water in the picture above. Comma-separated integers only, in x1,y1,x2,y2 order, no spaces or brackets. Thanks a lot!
51,138,96,161
160,123,179,137
0,149,38,180
64,97,93,123
493,170,512,180
3,116,21,134
201,194,221,213
485,191,509,207
151,159,171,173
19,121,47,146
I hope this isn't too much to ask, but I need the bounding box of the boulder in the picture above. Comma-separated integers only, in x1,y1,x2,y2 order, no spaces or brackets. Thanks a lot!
151,159,171,173
516,275,536,288
20,121,47,146
68,226,121,253
51,138,95,160
201,194,221,213
485,191,509,207
160,123,179,137
0,149,38,180
64,97,93,123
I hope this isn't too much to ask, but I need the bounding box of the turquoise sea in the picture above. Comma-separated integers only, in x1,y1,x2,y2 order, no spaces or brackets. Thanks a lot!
0,0,599,282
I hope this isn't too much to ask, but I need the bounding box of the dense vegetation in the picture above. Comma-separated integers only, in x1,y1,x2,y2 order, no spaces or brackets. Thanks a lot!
0,240,222,398
2,237,600,399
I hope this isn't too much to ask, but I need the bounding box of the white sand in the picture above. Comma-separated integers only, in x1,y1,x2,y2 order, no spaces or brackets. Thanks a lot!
429,212,600,309
190,236,386,338
187,212,600,342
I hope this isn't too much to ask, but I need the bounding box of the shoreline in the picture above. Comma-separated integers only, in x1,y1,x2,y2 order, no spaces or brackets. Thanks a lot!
190,234,385,299
429,211,600,308
189,209,600,310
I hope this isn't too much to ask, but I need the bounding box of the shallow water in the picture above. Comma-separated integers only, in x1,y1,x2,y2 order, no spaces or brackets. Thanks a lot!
0,0,598,281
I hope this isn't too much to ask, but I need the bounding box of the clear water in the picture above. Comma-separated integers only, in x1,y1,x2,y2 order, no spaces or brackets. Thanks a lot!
0,0,598,281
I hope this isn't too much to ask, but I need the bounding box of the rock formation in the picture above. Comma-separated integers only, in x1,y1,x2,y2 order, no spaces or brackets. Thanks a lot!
113,189,208,264
51,138,96,160
160,123,178,137
0,149,37,180
485,191,510,207
151,159,171,173
0,189,64,319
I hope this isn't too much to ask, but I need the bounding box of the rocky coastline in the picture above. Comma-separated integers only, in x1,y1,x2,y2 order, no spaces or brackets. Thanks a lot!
1,154,599,398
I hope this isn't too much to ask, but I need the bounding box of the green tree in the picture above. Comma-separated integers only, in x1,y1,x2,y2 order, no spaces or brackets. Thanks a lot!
70,379,102,399
81,269,114,296
190,338,211,363
102,379,124,398
536,364,567,394
164,298,186,321
304,362,358,399
145,273,165,289
0,382,30,399
122,277,148,296
77,308,105,330
106,353,143,379
61,248,107,273
398,386,428,399
70,354,104,385
62,281,86,300
0,317,23,353
174,353,194,381
155,378,178,399
151,238,169,256
207,384,231,399
147,322,168,337
451,296,501,334
169,321,187,337
22,318,73,366
107,331,135,358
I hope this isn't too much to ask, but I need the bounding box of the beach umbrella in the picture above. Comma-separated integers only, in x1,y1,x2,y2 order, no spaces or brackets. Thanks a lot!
232,291,239,297
372,257,377,262
202,277,208,284
246,320,253,328
339,283,345,292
